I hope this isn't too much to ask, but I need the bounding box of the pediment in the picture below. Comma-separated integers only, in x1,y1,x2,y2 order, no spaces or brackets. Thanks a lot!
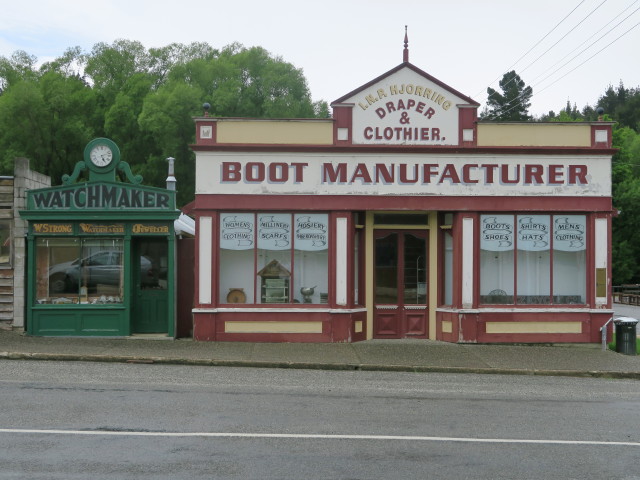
332,63,478,146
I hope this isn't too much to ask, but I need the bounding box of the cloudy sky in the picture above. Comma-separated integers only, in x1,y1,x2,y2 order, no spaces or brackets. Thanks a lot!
1,0,638,117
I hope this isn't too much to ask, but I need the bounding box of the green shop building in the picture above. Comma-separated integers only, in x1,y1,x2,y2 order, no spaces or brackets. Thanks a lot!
20,138,181,336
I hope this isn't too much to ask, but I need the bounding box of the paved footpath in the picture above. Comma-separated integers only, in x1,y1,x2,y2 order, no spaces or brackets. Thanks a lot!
0,304,638,379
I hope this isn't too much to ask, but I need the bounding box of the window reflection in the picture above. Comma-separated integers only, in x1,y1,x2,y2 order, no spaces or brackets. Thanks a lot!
36,238,124,305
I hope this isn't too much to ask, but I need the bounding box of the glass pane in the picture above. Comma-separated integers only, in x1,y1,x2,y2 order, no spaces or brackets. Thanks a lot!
443,231,453,305
480,215,514,304
136,239,167,291
374,214,428,225
219,213,255,304
517,215,550,304
403,234,427,305
375,233,398,304
37,237,80,303
553,215,586,304
80,238,124,303
257,251,291,304
293,214,329,304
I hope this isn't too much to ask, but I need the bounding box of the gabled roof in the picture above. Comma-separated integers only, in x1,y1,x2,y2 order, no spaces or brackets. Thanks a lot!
331,62,479,107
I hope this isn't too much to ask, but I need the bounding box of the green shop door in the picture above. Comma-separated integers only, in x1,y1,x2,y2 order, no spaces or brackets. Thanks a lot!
132,238,169,333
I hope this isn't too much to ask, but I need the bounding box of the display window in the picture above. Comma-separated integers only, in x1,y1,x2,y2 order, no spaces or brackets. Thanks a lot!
35,238,124,305
480,214,586,305
219,213,329,304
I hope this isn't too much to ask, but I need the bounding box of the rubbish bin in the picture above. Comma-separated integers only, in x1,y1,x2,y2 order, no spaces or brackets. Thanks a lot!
614,317,638,356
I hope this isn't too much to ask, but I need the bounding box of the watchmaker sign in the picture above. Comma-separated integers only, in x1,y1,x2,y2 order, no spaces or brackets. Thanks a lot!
345,67,466,145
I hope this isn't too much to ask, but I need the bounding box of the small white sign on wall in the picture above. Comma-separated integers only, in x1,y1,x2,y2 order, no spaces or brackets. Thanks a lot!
258,213,291,250
220,213,254,250
480,215,514,251
518,215,550,252
553,215,586,251
295,214,328,251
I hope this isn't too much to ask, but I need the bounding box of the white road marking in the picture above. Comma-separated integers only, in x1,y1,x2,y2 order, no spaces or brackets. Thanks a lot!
0,429,639,447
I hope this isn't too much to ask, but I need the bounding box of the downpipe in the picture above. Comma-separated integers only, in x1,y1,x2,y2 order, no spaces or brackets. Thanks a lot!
600,317,614,352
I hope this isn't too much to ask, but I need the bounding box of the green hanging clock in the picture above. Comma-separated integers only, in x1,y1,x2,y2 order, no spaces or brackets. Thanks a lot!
84,138,120,173
63,137,142,186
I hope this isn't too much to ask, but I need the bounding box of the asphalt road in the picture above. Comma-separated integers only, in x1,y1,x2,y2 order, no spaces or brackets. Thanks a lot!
0,361,639,479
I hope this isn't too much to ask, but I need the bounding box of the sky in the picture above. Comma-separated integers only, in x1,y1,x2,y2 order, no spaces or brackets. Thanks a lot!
1,0,639,117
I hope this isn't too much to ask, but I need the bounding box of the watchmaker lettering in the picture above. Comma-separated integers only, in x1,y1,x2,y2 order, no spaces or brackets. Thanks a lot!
32,185,170,210
80,223,125,234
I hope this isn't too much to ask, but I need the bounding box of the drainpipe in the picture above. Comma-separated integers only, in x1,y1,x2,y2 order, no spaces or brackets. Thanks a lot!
600,316,614,351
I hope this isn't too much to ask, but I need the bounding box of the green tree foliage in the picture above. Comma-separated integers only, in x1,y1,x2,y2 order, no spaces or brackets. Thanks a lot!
0,71,95,182
481,70,533,121
537,84,640,285
596,82,640,131
0,41,328,206
610,127,640,284
0,50,38,93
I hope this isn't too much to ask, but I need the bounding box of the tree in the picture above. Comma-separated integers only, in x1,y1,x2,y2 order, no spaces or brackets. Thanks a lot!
611,127,640,283
0,41,332,205
482,70,533,121
0,50,38,94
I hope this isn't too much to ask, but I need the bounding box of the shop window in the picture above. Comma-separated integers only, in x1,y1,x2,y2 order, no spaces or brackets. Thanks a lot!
35,238,124,304
0,219,11,266
552,215,586,303
480,214,586,305
517,215,551,304
480,215,515,303
219,213,329,304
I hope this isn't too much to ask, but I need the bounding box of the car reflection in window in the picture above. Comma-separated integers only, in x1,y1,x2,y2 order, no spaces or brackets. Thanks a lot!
48,251,156,294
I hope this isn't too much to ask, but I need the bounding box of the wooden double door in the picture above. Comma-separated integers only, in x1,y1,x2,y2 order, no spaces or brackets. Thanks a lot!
374,230,428,338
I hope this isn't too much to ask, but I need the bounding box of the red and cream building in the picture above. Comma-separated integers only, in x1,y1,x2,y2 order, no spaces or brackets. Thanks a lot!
189,46,615,343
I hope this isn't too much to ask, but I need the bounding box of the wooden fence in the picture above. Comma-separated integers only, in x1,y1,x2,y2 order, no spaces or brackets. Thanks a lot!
613,285,640,305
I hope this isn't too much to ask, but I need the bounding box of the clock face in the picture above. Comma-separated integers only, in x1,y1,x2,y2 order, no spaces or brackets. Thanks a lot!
89,144,113,167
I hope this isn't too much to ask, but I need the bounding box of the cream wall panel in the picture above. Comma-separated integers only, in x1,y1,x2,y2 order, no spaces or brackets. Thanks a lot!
478,124,591,147
217,121,334,145
198,216,212,304
225,321,323,334
595,217,608,305
486,321,582,334
335,217,348,306
462,218,474,308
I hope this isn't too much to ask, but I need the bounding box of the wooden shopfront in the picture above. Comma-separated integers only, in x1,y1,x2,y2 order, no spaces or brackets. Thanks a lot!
189,42,615,344
20,138,180,337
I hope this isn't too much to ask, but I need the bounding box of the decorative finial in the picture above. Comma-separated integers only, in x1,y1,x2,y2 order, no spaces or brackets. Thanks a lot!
403,26,409,63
